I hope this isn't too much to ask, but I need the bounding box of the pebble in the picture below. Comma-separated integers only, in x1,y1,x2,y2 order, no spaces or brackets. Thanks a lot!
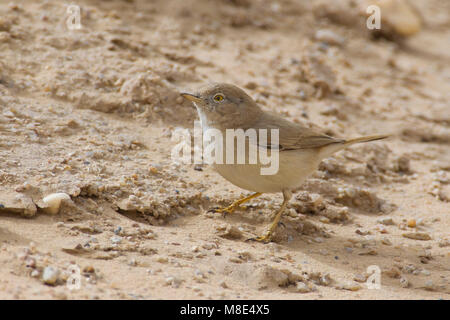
402,232,431,241
438,239,450,248
407,219,416,228
403,264,417,274
42,193,71,215
319,217,330,224
377,217,395,225
337,282,361,291
194,269,205,280
353,274,367,283
165,276,182,288
314,237,324,243
400,277,409,288
424,280,434,291
83,266,95,273
155,256,169,264
25,257,36,268
314,29,345,46
375,224,387,233
111,236,122,244
370,0,422,37
421,269,431,276
319,274,332,286
216,224,243,239
30,270,40,278
296,282,312,293
381,237,392,246
42,266,60,285
128,258,137,266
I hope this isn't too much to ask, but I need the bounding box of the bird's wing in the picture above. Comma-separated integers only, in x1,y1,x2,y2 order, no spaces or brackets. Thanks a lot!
250,112,345,151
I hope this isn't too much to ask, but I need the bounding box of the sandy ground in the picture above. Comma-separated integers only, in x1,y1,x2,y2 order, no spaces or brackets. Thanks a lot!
0,0,449,300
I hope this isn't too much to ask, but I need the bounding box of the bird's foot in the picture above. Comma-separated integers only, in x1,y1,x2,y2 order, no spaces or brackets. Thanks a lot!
208,204,244,216
246,231,273,243
208,193,262,217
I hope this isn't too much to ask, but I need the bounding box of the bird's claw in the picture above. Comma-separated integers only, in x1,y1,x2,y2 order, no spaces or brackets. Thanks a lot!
208,205,238,217
246,232,273,243
208,207,234,217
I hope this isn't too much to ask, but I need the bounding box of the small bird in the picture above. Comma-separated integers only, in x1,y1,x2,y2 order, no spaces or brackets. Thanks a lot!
181,83,388,243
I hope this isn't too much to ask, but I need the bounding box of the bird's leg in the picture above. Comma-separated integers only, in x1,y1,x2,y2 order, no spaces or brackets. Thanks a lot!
249,190,292,243
209,192,262,215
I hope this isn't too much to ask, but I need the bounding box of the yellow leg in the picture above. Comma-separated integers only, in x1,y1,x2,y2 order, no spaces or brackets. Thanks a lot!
209,192,262,215
249,190,292,243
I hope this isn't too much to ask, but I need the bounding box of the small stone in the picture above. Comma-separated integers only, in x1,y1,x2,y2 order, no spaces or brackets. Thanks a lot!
402,232,431,241
319,217,330,223
155,256,168,264
83,266,95,273
216,224,243,239
111,236,122,244
353,274,367,283
148,166,159,174
25,257,36,268
400,277,409,288
42,193,71,215
128,258,137,266
314,237,324,243
296,282,312,293
377,217,395,225
369,0,422,37
251,266,290,289
355,229,371,236
338,282,361,291
421,269,431,276
42,266,60,286
319,274,332,286
384,266,401,279
375,224,387,233
314,29,345,46
407,219,416,228
31,270,40,278
424,280,434,291
165,276,182,288
403,264,417,274
438,239,450,248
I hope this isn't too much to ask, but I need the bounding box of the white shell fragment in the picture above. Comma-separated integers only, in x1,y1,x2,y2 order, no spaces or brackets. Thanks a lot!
42,193,71,215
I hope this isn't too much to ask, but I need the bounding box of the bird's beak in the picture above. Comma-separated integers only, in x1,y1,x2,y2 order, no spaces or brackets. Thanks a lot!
180,92,202,103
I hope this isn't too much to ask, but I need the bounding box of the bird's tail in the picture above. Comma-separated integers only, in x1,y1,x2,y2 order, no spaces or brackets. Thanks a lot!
320,134,389,158
342,134,389,147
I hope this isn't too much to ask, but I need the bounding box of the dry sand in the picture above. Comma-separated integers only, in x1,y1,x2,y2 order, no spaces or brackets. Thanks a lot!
0,0,449,299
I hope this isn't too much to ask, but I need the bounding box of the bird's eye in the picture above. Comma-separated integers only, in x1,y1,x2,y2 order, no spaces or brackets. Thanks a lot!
213,94,224,102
